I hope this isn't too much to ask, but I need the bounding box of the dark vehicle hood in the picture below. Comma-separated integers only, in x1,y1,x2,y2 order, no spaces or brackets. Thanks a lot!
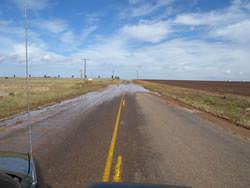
0,151,30,178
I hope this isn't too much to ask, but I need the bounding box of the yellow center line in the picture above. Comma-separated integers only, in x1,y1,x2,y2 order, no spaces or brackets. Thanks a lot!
113,155,122,182
102,96,124,182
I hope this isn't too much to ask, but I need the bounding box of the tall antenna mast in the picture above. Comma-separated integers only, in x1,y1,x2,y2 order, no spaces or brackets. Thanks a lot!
24,0,34,172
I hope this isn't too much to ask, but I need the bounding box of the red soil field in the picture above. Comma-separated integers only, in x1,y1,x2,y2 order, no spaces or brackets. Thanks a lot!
143,80,250,97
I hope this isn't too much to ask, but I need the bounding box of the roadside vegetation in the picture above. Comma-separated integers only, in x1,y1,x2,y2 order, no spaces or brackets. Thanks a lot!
134,80,250,129
0,77,120,119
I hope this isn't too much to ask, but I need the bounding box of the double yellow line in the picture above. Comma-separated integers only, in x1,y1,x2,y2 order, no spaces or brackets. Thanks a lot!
102,96,124,182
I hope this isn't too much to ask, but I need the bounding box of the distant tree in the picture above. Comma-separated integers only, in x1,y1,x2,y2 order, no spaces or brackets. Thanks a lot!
58,75,60,78
13,75,16,78
44,75,47,78
29,74,31,78
72,75,74,78
98,76,100,78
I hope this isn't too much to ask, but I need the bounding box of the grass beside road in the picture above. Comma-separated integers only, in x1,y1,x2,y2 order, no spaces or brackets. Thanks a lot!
134,80,250,129
0,77,120,120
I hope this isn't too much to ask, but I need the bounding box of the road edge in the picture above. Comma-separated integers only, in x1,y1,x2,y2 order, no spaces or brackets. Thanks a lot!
139,92,250,140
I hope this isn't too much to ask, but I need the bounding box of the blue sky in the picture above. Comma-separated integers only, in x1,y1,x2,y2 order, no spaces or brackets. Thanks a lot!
0,0,250,80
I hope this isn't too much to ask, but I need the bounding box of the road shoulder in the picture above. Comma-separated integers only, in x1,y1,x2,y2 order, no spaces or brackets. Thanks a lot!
143,92,250,140
135,92,250,187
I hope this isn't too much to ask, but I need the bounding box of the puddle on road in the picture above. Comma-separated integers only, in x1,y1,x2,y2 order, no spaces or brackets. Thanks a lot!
0,84,148,137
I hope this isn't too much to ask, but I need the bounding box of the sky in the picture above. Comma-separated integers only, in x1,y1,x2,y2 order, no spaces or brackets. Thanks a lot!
0,0,250,80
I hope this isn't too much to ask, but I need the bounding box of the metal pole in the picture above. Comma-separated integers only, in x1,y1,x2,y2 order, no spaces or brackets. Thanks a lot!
24,0,32,156
81,58,84,82
84,59,86,79
81,58,89,81
24,0,35,182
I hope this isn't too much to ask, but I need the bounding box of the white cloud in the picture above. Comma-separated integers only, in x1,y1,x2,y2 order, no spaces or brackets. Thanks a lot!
31,18,96,45
41,54,53,62
211,19,250,43
60,25,97,45
121,20,170,43
60,31,75,43
80,26,97,41
129,39,250,79
86,13,103,24
121,0,175,18
0,20,57,65
31,19,68,33
174,11,243,26
174,1,249,27
172,0,250,46
76,12,103,24
0,20,24,38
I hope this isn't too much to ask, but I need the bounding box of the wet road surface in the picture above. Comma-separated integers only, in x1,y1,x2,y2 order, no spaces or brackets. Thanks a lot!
0,84,250,188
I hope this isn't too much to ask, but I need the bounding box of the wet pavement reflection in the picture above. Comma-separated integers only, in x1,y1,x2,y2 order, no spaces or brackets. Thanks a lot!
0,83,148,151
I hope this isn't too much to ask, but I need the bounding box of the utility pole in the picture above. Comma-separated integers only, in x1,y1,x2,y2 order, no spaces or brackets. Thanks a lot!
112,70,115,80
81,58,89,80
81,58,89,81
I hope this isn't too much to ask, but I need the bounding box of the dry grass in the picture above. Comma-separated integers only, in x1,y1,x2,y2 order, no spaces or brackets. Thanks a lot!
0,77,120,119
134,80,250,129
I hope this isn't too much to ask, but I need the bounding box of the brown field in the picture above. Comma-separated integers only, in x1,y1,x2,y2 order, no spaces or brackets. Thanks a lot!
135,80,250,129
142,80,250,97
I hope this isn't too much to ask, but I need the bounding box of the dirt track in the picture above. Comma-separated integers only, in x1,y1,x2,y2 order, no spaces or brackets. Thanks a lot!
143,80,250,97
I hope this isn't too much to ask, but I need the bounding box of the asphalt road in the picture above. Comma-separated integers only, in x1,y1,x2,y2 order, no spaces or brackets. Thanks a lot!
0,84,250,188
